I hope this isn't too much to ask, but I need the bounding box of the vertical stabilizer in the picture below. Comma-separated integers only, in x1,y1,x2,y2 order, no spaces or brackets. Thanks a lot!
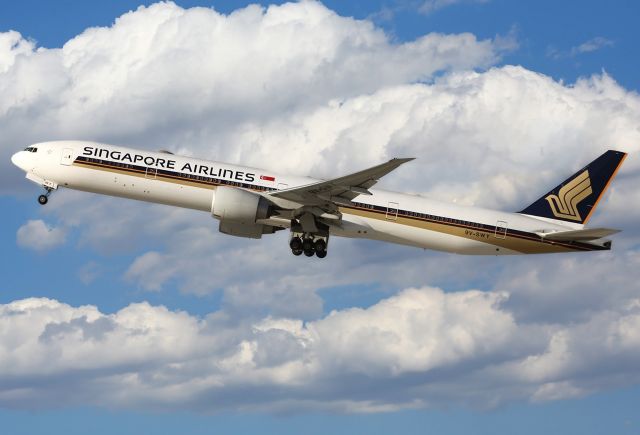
519,150,627,225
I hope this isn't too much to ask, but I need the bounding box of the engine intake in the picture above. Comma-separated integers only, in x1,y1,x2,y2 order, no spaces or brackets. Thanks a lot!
211,186,274,238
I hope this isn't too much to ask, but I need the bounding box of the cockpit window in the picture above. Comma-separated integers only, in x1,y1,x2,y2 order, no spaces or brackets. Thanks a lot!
23,147,38,152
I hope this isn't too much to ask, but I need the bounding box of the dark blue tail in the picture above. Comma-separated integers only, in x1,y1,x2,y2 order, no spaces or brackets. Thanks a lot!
519,150,627,225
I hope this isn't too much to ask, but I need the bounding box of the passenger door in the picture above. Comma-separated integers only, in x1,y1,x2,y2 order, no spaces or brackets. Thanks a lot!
494,220,508,239
386,202,399,220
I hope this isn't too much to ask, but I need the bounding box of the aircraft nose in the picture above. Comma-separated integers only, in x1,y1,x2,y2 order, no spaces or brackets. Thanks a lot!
11,151,27,171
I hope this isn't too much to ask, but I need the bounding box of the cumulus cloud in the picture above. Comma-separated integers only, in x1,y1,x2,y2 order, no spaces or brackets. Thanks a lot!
1,288,639,412
16,219,66,252
222,67,639,203
498,251,640,324
0,0,505,192
0,30,34,74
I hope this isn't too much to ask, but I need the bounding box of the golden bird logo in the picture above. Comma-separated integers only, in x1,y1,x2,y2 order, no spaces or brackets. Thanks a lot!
545,170,592,221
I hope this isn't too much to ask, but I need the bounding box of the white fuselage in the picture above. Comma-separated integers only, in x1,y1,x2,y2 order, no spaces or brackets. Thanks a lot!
11,141,605,255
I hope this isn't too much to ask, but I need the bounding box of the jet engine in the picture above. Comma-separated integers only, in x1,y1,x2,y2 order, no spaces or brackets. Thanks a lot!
211,186,276,238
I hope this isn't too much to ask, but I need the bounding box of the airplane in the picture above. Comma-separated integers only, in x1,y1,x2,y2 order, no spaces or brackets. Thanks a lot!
11,141,626,258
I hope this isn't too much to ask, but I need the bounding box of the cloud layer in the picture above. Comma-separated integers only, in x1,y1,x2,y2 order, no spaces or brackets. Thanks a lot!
1,286,639,412
0,0,503,191
16,219,67,252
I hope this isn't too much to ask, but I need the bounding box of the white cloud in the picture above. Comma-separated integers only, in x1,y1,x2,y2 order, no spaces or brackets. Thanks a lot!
223,67,639,201
0,0,505,192
0,30,34,74
1,288,639,412
122,222,326,318
310,288,515,376
571,36,614,55
16,220,66,252
499,251,640,324
419,0,489,15
548,36,614,59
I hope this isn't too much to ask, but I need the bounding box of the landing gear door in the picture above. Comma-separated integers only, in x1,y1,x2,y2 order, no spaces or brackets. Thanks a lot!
61,148,74,166
495,220,508,239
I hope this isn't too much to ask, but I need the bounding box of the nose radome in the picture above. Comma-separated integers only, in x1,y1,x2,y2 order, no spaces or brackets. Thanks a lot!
11,151,27,171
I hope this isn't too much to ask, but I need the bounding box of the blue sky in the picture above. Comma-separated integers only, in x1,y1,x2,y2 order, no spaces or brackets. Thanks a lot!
1,1,639,434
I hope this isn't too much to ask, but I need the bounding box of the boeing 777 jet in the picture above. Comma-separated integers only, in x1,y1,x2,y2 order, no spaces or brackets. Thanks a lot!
11,142,626,258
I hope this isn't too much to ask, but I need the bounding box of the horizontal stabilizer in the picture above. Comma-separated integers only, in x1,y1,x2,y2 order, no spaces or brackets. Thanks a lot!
538,227,620,241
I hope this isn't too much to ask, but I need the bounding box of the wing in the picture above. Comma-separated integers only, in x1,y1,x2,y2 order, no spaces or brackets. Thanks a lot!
267,158,414,214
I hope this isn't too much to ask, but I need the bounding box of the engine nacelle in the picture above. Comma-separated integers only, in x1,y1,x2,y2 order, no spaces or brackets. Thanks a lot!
211,186,274,239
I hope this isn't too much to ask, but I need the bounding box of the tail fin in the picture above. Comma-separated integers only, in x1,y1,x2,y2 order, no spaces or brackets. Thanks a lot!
519,150,627,225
